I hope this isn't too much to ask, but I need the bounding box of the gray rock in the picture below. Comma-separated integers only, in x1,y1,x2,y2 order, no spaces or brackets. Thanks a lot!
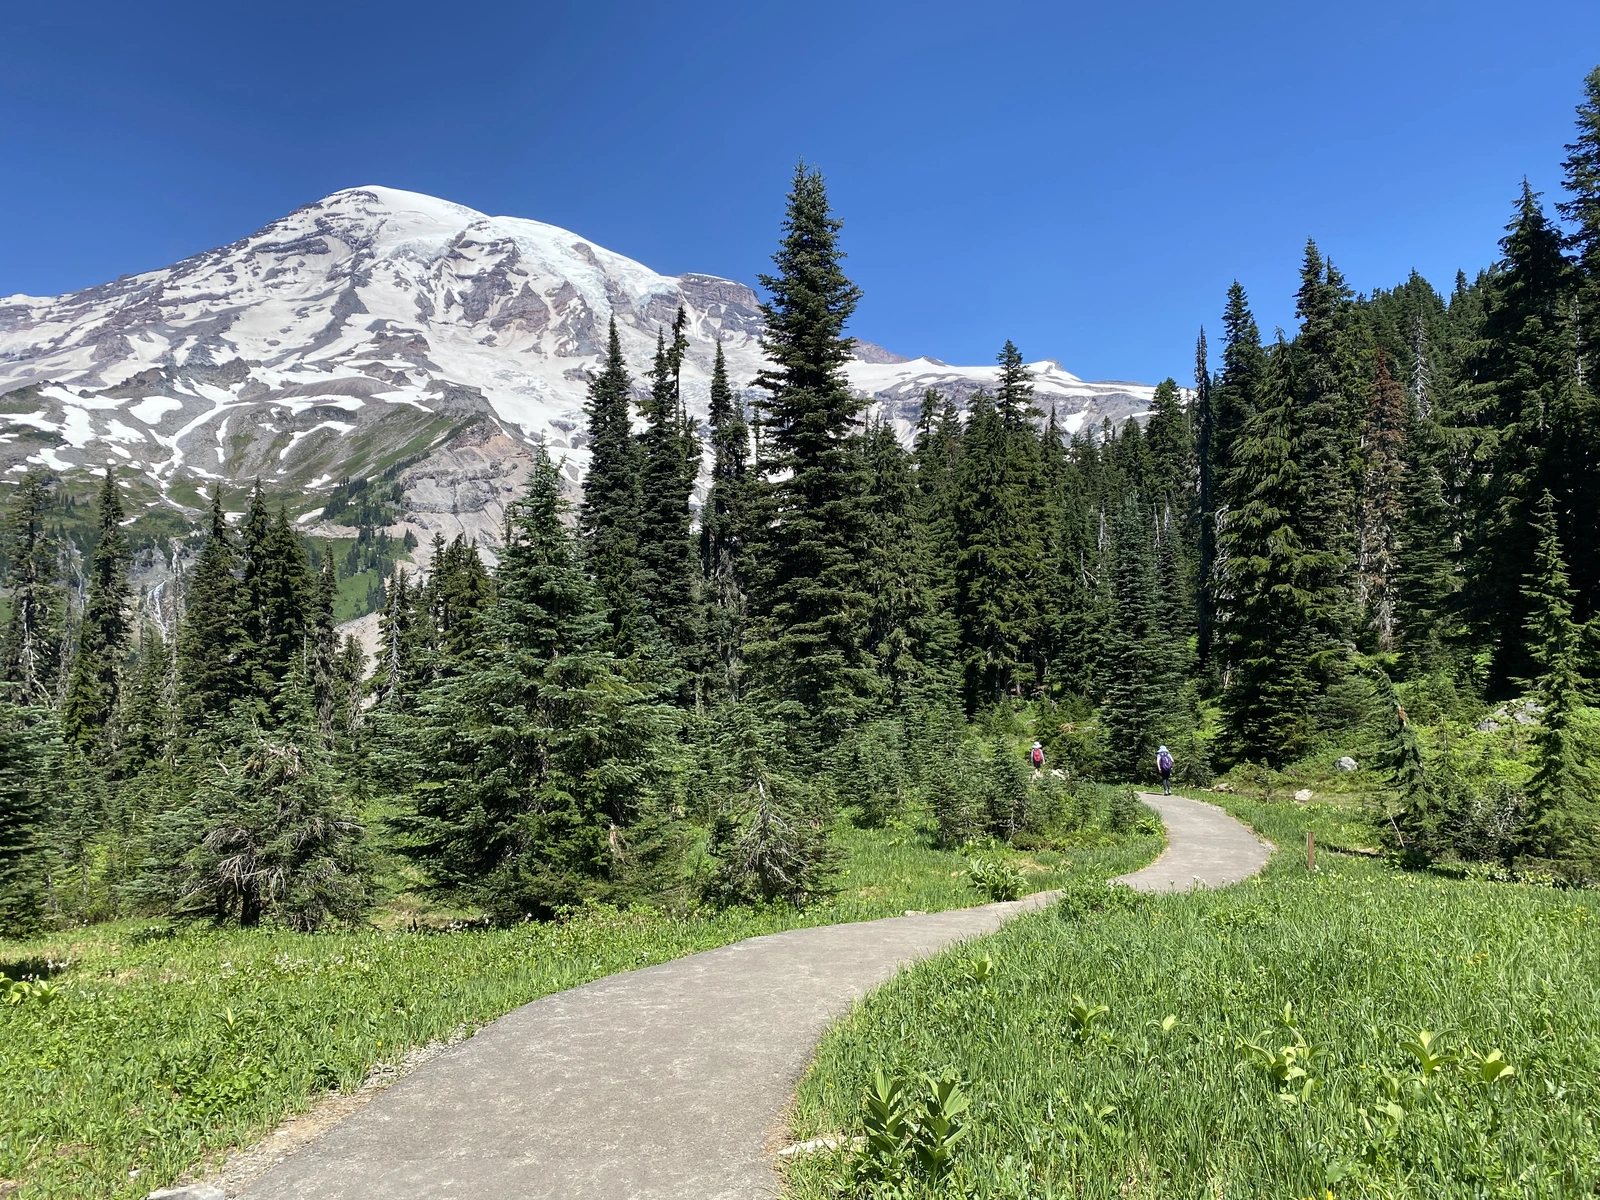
1511,700,1545,726
1476,718,1502,733
1335,756,1359,772
148,1187,225,1200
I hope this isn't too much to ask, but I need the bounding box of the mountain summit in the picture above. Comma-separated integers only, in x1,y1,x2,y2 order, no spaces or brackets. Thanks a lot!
0,186,1156,540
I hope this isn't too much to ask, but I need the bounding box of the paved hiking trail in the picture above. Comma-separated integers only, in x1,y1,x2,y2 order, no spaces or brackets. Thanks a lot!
237,793,1268,1200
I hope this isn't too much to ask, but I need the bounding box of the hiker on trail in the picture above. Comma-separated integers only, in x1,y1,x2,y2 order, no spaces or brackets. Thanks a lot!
1155,745,1174,795
1030,741,1044,778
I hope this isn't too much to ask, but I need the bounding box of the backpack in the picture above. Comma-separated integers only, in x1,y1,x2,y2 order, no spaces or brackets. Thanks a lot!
1031,746,1044,766
1157,751,1174,773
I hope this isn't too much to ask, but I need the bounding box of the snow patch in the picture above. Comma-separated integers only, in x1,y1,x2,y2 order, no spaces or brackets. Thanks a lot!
129,396,183,424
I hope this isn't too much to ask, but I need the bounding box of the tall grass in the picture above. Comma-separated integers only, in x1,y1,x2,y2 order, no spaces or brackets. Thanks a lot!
0,823,1158,1199
785,847,1600,1197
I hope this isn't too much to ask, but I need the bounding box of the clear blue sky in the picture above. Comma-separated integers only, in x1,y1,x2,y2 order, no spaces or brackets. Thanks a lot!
4,1,1598,384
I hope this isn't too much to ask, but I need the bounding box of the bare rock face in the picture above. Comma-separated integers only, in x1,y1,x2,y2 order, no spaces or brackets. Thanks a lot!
384,422,542,555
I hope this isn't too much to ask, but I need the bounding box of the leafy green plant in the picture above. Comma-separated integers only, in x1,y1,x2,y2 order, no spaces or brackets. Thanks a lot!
852,1067,971,1191
1066,995,1110,1043
966,857,1025,902
1399,1027,1456,1078
965,954,995,988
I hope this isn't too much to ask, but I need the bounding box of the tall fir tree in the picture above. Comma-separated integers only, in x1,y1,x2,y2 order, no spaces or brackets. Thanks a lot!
1290,242,1360,667
311,546,340,742
861,420,956,708
1208,284,1267,672
246,503,315,712
1519,492,1596,872
1393,378,1456,671
700,340,754,699
745,162,876,747
0,703,52,934
120,623,172,770
1357,351,1409,650
579,318,643,643
427,536,495,675
1101,495,1181,779
635,310,701,664
1218,345,1329,765
176,488,251,731
1145,377,1195,520
370,568,421,710
387,448,673,920
1558,65,1600,381
2,469,65,706
1460,184,1581,694
953,384,1043,709
62,470,132,748
1193,328,1220,670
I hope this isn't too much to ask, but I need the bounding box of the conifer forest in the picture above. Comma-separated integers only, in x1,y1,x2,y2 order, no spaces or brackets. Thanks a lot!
2,73,1599,945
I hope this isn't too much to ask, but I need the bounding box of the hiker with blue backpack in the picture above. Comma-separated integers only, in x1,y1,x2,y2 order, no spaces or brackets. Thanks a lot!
1155,745,1174,795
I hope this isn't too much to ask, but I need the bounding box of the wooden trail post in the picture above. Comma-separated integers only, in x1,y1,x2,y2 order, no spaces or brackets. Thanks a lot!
1307,830,1316,872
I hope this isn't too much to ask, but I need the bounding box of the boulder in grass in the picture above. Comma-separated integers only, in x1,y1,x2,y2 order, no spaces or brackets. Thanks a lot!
148,1187,225,1200
1335,757,1358,772
1294,788,1314,802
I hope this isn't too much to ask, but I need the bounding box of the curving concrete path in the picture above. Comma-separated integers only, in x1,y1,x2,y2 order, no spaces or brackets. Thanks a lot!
237,794,1267,1200
1115,792,1272,892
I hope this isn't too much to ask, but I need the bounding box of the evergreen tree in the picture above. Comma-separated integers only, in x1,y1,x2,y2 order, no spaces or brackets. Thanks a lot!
579,318,642,642
1357,351,1409,650
953,385,1044,709
862,420,956,708
1112,417,1153,497
704,702,840,907
1393,382,1456,671
331,636,367,739
701,340,754,700
1460,184,1578,694
370,568,420,710
1209,284,1267,672
249,504,315,709
1519,492,1596,872
62,470,132,748
176,488,250,731
1218,346,1329,765
0,703,52,934
911,389,963,640
388,449,673,921
1194,329,1219,669
145,686,371,930
1101,495,1180,779
427,536,494,674
1558,65,1600,380
635,310,701,662
1368,666,1438,858
312,545,340,741
745,162,875,746
120,623,172,770
1145,377,1195,519
1290,242,1360,665
2,469,65,706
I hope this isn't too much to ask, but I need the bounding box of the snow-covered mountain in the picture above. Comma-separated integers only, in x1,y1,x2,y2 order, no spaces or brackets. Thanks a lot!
0,185,1157,545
